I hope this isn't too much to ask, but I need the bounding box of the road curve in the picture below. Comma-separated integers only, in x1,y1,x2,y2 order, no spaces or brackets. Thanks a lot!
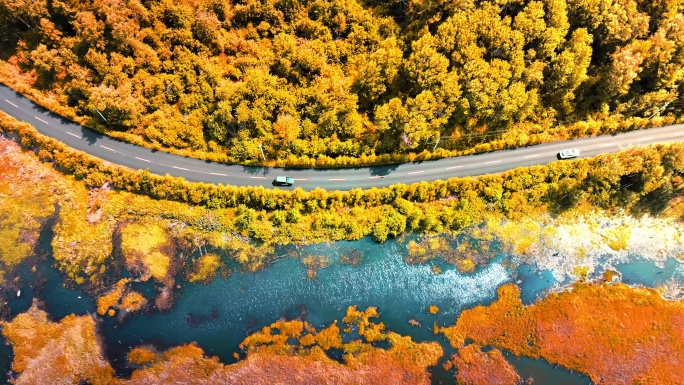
2,83,684,191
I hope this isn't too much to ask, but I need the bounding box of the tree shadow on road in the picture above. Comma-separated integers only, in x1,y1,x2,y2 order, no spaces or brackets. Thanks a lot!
242,166,270,176
368,164,400,177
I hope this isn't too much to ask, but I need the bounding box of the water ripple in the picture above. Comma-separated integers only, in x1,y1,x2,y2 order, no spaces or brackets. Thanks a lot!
110,239,512,358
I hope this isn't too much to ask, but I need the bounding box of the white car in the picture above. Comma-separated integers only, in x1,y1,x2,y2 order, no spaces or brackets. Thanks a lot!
558,149,580,159
274,176,294,186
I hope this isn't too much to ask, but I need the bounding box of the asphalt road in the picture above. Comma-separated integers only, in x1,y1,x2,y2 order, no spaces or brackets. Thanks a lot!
2,83,683,191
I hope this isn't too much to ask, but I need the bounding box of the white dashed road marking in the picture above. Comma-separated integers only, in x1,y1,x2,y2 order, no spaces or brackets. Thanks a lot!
135,157,151,163
249,176,267,179
35,117,49,125
5,99,18,108
407,171,424,175
484,160,502,164
446,165,463,170
598,143,615,147
171,166,189,171
523,154,540,159
294,178,307,181
368,176,385,179
100,145,115,151
66,132,81,138
329,178,346,181
209,172,228,176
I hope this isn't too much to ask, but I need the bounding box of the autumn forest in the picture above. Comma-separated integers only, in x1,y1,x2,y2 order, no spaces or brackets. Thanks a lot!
0,0,682,165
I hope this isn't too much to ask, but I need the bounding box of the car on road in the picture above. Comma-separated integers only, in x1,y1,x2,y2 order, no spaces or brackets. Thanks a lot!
558,149,580,159
274,176,294,186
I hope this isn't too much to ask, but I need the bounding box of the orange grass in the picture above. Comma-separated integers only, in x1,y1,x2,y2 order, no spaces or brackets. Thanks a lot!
2,304,442,384
446,345,520,385
124,312,442,385
128,347,157,365
2,303,113,384
441,283,684,385
120,292,147,312
96,278,146,315
120,342,439,385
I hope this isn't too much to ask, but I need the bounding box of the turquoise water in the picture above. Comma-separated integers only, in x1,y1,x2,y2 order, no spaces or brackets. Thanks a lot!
515,254,684,306
613,256,683,285
515,264,559,305
104,239,512,374
6,234,684,383
503,351,592,384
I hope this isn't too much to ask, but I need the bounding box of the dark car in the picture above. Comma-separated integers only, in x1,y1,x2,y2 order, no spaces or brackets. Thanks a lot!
274,176,294,186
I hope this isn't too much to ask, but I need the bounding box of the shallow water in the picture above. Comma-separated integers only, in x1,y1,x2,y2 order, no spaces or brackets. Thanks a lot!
7,235,684,383
103,239,512,370
503,351,592,385
613,256,683,286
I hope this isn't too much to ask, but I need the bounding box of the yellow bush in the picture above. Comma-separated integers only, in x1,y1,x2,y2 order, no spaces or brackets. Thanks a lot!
128,348,157,365
121,222,169,257
573,266,591,280
315,322,343,350
457,259,476,273
121,222,173,280
604,226,632,251
144,252,171,280
120,292,147,312
188,253,221,283
97,279,129,316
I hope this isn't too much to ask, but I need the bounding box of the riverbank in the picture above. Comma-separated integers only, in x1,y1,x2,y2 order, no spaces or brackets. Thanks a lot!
1,129,683,301
3,278,682,384
2,302,442,385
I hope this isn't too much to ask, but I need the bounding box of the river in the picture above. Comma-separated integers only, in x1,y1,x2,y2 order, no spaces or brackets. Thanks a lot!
5,234,684,384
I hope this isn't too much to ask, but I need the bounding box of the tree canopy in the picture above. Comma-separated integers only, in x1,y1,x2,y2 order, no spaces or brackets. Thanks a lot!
0,0,682,162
